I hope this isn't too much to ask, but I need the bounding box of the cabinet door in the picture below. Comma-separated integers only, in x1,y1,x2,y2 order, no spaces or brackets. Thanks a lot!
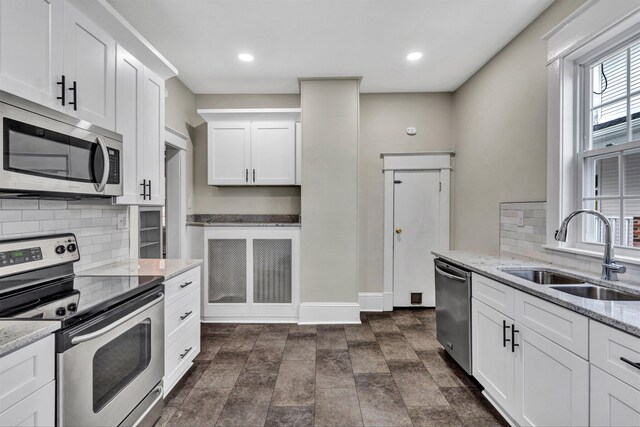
513,324,589,427
591,365,640,427
208,122,251,185
64,3,115,130
471,298,516,415
138,68,165,205
114,46,143,205
295,121,301,185
250,122,295,185
0,0,64,110
0,381,54,427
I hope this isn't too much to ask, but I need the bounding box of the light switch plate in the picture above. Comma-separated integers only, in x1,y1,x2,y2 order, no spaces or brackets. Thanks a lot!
517,211,525,227
117,213,128,230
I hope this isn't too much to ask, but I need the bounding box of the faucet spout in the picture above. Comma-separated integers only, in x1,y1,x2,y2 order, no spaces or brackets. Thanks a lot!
555,209,626,281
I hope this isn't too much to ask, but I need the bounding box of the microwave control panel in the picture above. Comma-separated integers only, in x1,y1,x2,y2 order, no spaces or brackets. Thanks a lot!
107,148,120,184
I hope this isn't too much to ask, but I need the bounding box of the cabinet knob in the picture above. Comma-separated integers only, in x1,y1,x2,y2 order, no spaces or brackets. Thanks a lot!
395,227,402,234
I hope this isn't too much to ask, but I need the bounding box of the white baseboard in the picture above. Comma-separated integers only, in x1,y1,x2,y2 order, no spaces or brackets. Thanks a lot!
298,302,361,324
358,292,384,312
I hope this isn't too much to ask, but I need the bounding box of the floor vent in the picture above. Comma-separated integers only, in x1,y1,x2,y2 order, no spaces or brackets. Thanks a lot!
411,292,422,305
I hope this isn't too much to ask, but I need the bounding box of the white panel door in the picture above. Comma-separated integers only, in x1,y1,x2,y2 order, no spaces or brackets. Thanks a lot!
471,298,516,416
295,122,302,185
0,0,64,110
250,122,295,185
393,170,441,306
208,122,251,185
513,324,589,427
139,68,165,205
64,3,115,129
591,365,640,427
114,46,143,205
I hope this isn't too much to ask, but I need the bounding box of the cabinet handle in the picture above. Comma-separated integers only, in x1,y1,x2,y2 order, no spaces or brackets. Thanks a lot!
180,281,193,289
57,75,66,106
246,169,249,183
180,347,193,359
179,311,193,321
502,320,511,348
140,179,147,200
511,324,519,352
620,357,640,370
253,169,256,182
148,180,152,199
69,80,77,111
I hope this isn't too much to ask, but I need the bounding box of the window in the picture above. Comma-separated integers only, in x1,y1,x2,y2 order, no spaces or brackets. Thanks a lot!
580,39,640,249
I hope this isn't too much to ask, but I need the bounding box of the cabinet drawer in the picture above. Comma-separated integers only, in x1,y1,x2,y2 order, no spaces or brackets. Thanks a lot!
0,335,54,412
0,381,54,427
165,323,200,393
165,287,199,348
165,268,200,307
590,365,640,426
590,320,640,390
514,290,588,358
472,273,515,318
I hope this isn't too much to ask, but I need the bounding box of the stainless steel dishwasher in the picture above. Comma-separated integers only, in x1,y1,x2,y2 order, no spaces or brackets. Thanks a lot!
434,258,472,375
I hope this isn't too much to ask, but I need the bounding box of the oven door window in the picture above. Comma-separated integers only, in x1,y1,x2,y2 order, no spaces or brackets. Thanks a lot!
3,118,104,183
92,319,152,413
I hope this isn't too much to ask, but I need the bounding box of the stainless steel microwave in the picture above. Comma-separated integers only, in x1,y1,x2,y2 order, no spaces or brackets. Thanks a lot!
0,91,122,199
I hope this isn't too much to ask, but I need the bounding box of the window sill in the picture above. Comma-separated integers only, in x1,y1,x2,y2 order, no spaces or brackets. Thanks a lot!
543,244,640,267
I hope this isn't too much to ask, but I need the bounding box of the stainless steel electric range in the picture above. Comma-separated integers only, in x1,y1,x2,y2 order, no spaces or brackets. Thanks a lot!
0,233,165,427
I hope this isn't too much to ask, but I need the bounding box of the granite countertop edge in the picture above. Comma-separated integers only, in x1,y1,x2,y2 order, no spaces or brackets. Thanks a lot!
78,259,203,281
186,222,301,228
0,320,60,358
433,250,640,337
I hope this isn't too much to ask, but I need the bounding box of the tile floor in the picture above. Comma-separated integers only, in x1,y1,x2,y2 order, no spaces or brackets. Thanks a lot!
157,309,508,427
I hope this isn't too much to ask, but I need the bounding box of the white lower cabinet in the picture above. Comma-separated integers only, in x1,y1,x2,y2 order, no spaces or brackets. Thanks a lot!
591,365,640,426
0,335,55,427
514,323,589,427
471,274,589,426
202,227,300,321
163,267,201,396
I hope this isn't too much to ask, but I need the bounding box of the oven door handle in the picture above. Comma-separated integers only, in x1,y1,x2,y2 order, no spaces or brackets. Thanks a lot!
94,137,110,193
70,292,164,345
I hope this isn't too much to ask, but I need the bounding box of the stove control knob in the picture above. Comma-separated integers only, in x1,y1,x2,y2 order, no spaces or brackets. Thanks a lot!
55,307,66,316
67,302,77,312
55,245,66,255
67,243,77,253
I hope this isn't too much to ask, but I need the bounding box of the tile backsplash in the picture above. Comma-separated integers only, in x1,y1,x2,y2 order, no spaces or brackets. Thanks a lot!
0,199,129,271
500,201,640,285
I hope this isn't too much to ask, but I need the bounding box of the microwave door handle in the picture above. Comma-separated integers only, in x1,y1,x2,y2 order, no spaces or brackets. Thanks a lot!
70,292,164,345
94,137,109,192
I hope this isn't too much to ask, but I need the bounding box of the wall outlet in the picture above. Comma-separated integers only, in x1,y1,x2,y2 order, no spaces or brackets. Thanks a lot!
517,211,525,227
117,213,128,230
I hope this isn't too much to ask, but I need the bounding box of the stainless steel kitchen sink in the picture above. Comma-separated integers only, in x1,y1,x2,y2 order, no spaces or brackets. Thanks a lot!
501,269,585,285
549,284,640,301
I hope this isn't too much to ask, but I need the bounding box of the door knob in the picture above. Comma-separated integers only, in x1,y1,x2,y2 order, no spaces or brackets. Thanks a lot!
395,227,402,234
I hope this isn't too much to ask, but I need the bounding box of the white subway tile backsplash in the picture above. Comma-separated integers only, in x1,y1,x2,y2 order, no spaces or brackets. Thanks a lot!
499,201,640,285
0,198,129,271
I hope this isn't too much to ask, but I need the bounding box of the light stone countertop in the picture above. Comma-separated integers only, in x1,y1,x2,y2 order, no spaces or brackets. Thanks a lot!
433,250,640,337
186,214,301,228
78,258,202,280
0,320,60,357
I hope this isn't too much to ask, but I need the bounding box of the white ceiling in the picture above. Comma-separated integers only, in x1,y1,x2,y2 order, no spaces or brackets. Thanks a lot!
107,0,554,94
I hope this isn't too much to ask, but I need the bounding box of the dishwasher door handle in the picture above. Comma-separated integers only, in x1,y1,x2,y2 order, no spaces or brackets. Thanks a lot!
435,266,467,282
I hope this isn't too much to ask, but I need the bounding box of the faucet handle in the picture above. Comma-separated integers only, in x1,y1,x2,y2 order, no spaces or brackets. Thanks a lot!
603,262,627,274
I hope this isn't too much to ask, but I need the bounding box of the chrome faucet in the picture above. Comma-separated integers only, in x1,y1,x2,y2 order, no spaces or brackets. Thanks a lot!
555,209,626,281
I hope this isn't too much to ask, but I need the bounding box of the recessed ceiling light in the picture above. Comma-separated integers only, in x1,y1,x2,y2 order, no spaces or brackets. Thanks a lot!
406,52,423,61
238,53,254,62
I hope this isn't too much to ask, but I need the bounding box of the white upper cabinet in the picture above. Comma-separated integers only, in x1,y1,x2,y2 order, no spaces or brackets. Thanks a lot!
208,122,251,186
114,45,143,205
138,67,165,205
63,2,115,130
199,109,301,186
0,0,64,110
251,122,295,185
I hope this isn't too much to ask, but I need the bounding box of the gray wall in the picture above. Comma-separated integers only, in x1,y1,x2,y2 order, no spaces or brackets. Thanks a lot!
193,94,302,214
165,77,197,214
452,0,585,251
358,93,454,292
301,79,360,303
